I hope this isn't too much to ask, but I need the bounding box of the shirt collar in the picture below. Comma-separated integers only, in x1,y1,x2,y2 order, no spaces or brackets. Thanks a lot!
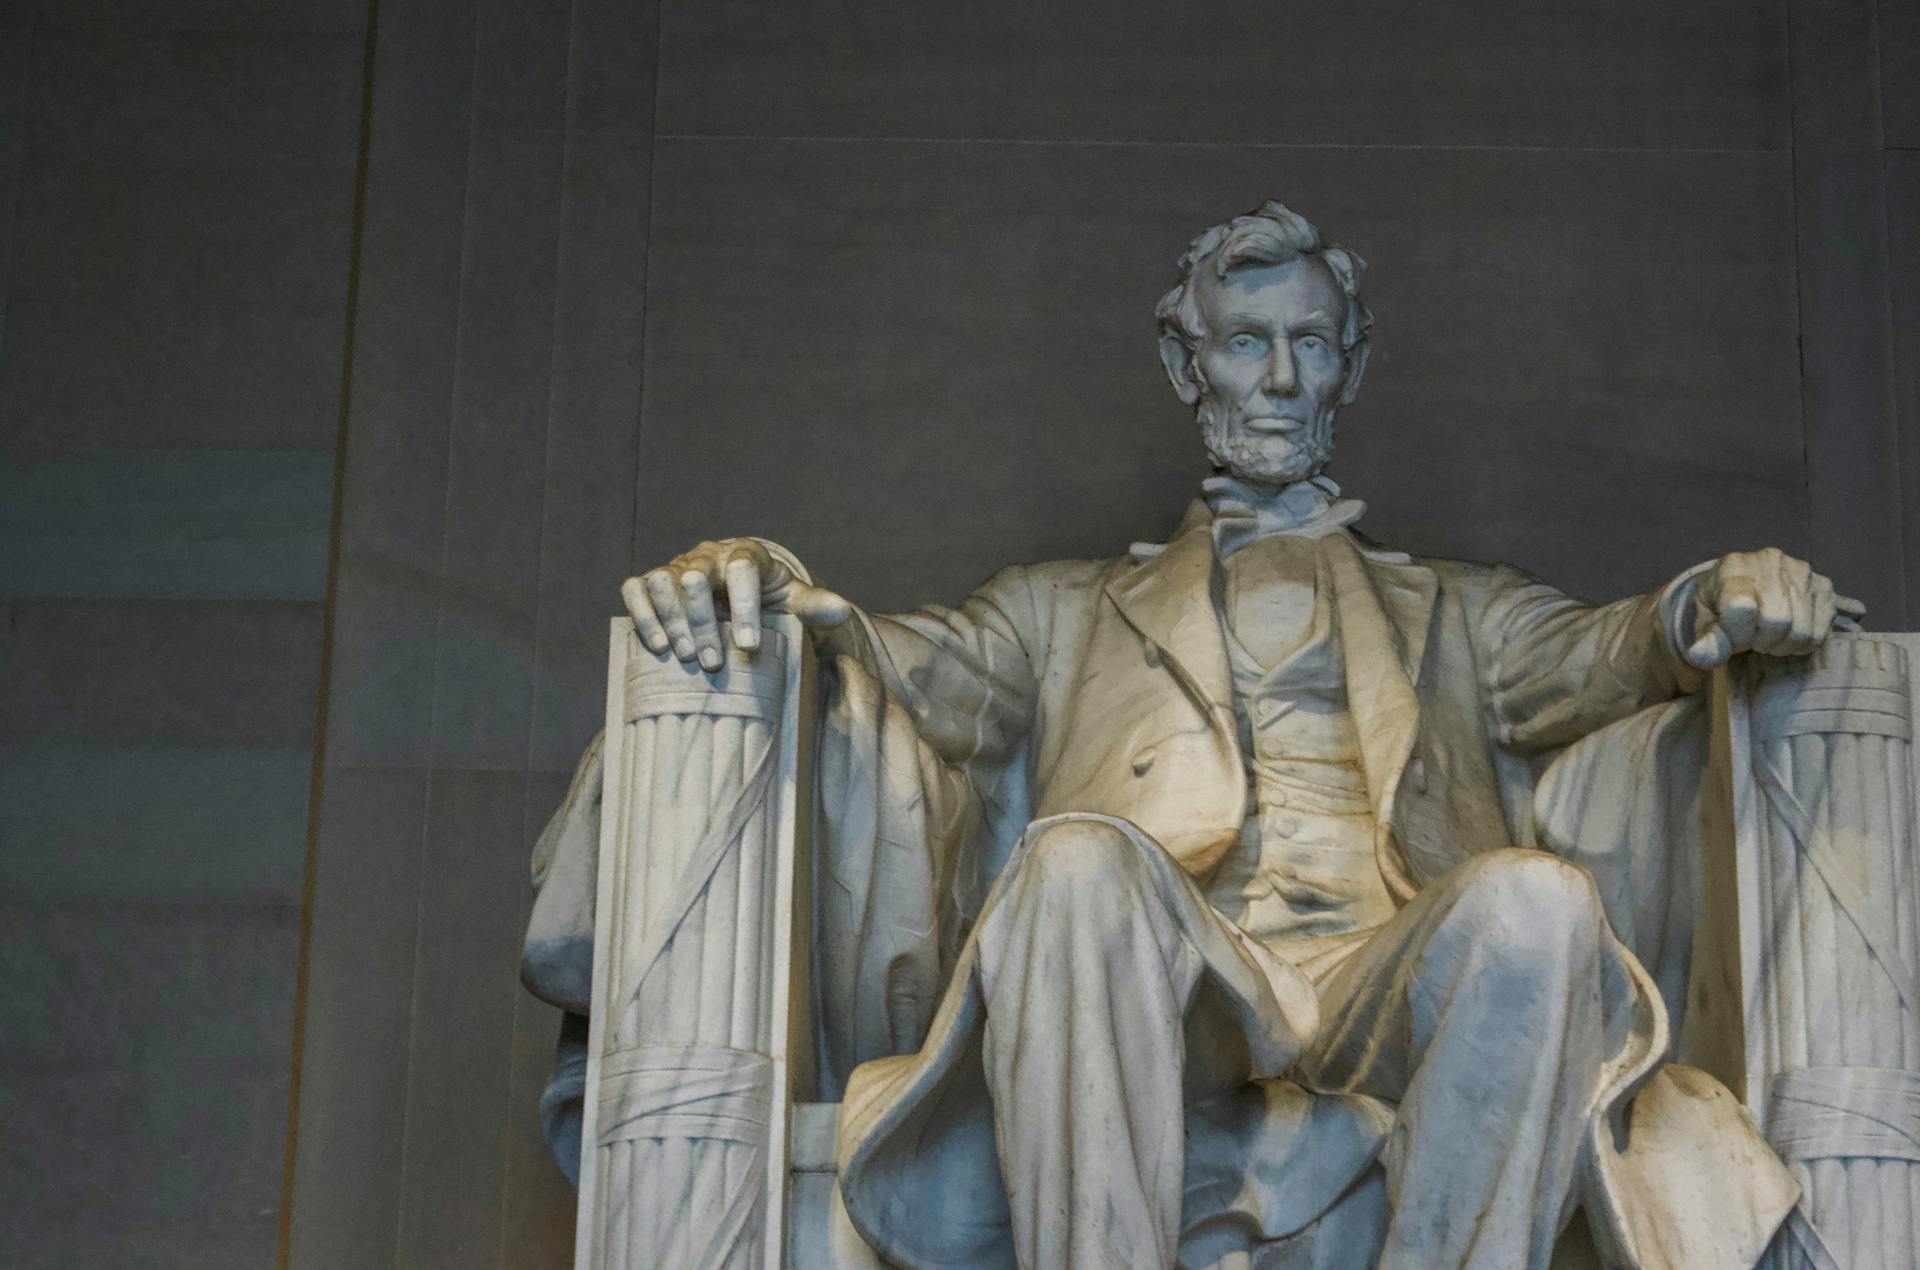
1203,472,1367,559
1129,472,1368,563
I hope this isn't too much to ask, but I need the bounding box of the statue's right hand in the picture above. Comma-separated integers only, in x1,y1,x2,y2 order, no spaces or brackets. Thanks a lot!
621,538,852,670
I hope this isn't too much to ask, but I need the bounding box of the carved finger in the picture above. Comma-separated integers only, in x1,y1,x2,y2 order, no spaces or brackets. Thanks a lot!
1783,564,1817,652
1754,611,1795,655
725,553,763,652
785,582,854,630
681,569,724,671
1836,594,1868,621
621,576,670,654
1810,575,1838,642
1752,568,1802,653
645,569,696,662
1686,614,1734,669
1714,577,1763,654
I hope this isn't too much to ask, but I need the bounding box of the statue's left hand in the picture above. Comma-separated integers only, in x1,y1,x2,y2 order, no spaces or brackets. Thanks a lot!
1684,548,1866,669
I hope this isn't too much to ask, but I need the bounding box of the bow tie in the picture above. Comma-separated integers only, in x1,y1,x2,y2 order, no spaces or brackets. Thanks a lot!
1203,473,1367,560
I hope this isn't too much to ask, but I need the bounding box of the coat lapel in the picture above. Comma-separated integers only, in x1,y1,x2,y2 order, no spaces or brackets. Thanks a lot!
1321,533,1437,835
1103,514,1439,888
1108,519,1439,812
1104,523,1236,729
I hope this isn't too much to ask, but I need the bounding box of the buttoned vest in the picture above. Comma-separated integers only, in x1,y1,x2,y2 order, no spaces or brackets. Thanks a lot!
1204,546,1399,953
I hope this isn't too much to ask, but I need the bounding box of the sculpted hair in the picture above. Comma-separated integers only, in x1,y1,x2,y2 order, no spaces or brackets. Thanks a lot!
1155,200,1373,354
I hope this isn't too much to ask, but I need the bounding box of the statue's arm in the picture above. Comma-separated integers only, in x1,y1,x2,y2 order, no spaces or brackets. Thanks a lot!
520,728,603,1014
619,535,1045,769
820,566,1044,768
1476,563,1710,754
1478,548,1861,753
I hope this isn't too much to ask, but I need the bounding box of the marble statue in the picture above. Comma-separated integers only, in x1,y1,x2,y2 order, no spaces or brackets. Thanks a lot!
522,201,1919,1269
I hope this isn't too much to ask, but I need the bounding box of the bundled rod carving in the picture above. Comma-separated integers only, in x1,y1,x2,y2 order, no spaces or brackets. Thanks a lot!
1720,636,1920,1268
575,619,810,1270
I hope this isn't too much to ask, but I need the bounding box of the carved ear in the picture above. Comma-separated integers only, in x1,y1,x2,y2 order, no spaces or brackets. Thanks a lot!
1338,339,1370,406
1158,333,1203,406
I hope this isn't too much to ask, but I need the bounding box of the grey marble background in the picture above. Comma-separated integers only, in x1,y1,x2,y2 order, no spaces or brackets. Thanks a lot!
0,0,1915,1265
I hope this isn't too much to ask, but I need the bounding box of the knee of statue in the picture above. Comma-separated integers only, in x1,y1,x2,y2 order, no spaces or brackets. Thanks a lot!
1452,849,1605,958
1016,816,1145,900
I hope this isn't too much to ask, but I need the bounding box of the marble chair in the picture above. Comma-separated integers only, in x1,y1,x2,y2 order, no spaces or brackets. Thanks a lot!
523,619,1920,1269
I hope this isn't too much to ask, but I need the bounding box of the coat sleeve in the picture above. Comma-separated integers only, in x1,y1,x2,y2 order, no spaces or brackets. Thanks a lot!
817,563,1045,770
518,731,604,1185
1476,562,1710,754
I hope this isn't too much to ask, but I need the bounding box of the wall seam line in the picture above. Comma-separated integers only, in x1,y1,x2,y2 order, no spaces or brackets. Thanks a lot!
275,0,382,1263
1783,0,1814,574
497,0,583,1260
391,2,488,1262
629,1,666,572
1866,0,1910,625
647,132,1789,156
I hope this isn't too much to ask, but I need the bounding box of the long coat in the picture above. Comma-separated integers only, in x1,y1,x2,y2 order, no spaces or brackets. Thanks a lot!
832,501,1697,899
822,504,1796,1268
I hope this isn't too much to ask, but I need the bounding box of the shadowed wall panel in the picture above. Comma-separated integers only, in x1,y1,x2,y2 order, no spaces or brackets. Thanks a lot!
1789,0,1908,626
1,28,361,450
0,2,363,1265
1886,0,1920,149
634,140,1802,614
0,450,332,601
657,0,1787,150
285,0,484,1259
286,0,653,1266
1891,155,1920,643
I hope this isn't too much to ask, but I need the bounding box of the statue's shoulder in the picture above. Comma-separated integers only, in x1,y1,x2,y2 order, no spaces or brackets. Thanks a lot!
956,555,1132,640
980,554,1127,604
1349,529,1532,594
1017,554,1129,585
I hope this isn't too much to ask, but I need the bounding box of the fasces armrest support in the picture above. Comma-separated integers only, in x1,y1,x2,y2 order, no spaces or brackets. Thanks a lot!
1696,635,1920,1268
574,616,814,1269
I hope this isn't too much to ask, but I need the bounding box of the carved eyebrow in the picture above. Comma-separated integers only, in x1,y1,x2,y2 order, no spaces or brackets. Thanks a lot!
1219,310,1338,335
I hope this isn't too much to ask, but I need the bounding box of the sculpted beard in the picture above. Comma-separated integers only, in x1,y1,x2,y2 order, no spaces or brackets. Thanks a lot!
1197,392,1337,490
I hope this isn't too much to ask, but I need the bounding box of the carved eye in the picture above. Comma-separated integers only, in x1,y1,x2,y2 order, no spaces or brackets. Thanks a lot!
1297,334,1327,353
1228,333,1263,355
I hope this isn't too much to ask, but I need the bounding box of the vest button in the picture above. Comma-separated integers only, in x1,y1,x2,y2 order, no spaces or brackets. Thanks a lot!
1275,815,1300,838
1143,643,1163,668
1132,747,1156,776
1268,788,1290,809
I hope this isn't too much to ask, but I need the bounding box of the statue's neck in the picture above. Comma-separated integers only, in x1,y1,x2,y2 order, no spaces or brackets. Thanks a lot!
1202,472,1364,557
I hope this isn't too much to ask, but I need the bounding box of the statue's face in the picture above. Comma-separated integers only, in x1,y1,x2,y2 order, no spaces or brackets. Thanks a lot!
1188,256,1352,490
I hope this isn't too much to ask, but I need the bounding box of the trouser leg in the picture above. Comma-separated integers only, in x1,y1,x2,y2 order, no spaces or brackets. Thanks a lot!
1295,849,1620,1270
972,817,1220,1270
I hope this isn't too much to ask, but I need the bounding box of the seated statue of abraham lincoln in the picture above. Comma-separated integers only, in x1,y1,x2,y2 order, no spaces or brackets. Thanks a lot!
536,200,1858,1270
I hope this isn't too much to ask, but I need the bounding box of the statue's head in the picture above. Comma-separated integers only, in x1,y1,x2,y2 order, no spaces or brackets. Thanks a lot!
1156,201,1372,491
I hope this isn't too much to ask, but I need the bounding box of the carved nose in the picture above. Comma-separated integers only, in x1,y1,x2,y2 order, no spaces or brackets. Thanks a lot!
1264,346,1298,394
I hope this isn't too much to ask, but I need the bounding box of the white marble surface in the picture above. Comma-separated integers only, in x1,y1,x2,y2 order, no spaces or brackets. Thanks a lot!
1715,636,1920,1267
571,618,811,1269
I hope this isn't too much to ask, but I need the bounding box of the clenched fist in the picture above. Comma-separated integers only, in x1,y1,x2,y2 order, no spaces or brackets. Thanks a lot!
621,538,852,670
1683,548,1865,670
